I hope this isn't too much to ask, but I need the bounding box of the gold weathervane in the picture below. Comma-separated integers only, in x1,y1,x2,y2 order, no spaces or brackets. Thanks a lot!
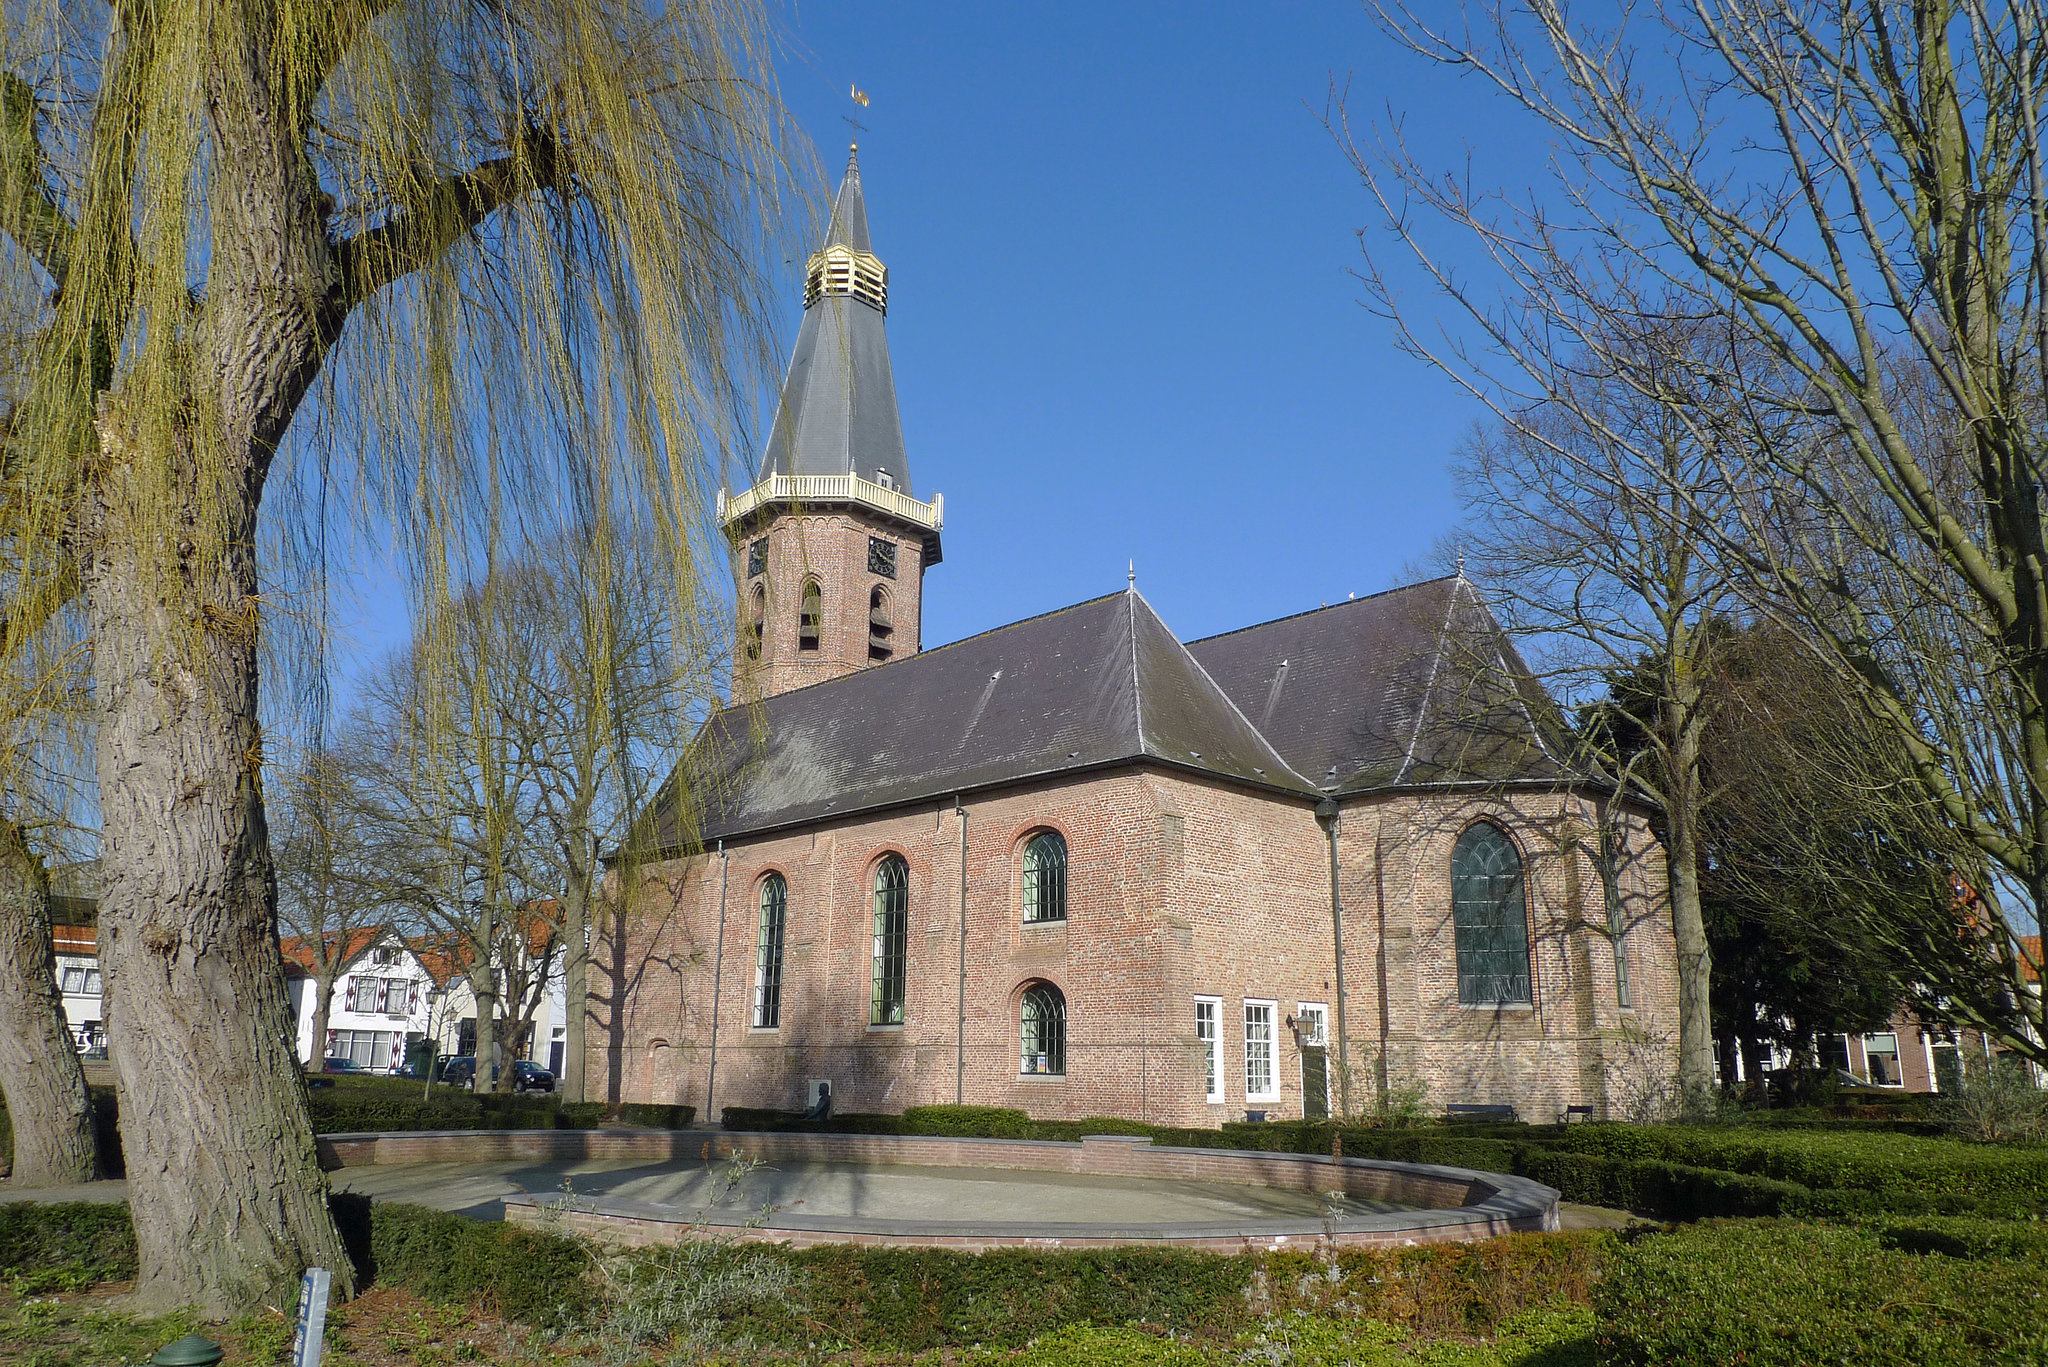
845,85,869,144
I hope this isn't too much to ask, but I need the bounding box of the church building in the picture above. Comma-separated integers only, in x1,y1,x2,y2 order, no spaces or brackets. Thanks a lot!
589,151,1679,1127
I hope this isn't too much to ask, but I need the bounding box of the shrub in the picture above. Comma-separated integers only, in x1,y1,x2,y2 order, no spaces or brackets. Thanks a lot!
1598,1219,2048,1367
612,1102,695,1129
1937,1055,2048,1144
899,1104,1038,1137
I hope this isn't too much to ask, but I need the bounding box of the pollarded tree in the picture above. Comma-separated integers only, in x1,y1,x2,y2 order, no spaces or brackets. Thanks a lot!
0,1,797,1313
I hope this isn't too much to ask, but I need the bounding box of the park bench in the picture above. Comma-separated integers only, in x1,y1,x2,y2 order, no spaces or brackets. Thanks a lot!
1445,1103,1518,1123
1557,1104,1595,1125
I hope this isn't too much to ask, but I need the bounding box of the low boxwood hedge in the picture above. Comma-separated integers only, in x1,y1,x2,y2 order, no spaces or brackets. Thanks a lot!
1597,1218,2048,1367
729,1105,2048,1223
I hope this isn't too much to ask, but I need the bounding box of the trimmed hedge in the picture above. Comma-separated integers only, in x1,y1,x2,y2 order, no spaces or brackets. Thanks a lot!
613,1102,696,1129
360,1199,595,1328
725,1105,2048,1223
1597,1219,2048,1366
0,1198,593,1327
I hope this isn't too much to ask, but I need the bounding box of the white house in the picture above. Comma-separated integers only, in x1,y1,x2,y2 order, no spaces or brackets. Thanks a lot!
283,924,566,1074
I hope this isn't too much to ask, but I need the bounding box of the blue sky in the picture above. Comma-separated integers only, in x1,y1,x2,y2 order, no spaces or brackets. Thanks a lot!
757,1,1535,650
319,3,1550,690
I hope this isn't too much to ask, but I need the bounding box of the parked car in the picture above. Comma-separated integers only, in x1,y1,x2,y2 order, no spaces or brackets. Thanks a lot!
436,1055,478,1088
429,1055,555,1093
321,1056,369,1074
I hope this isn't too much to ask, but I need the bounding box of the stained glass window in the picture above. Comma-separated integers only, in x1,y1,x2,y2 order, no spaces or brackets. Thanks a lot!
753,874,787,1029
1022,831,1067,923
1452,823,1532,1006
1021,983,1066,1075
870,855,908,1025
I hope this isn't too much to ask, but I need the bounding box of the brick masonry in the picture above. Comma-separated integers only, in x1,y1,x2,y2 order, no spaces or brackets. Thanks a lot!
586,765,1679,1126
733,507,926,698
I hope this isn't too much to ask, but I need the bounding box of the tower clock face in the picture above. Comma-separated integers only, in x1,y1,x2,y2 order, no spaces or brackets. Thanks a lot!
748,538,767,578
868,537,898,578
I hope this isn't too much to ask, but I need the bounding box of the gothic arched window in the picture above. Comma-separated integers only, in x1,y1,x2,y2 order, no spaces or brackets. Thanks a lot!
752,874,787,1029
1452,822,1532,1006
868,585,894,662
798,580,823,652
1020,982,1066,1075
870,855,908,1025
1022,831,1067,923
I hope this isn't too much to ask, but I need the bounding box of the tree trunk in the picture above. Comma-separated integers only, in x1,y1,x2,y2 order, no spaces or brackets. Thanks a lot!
562,871,589,1104
307,966,336,1071
1666,811,1717,1098
0,819,99,1184
83,437,349,1315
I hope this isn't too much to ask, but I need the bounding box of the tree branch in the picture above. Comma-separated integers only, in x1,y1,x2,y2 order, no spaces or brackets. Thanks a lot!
322,124,568,348
0,72,74,290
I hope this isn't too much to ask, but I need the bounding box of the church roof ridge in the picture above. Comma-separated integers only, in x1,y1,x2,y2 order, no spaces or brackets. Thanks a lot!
1183,574,1461,648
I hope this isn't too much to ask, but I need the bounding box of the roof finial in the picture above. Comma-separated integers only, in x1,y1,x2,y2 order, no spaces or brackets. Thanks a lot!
845,85,870,152
1128,559,1136,590
1456,546,1467,578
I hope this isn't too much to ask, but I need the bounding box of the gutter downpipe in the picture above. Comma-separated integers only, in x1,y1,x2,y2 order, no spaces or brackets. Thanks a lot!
955,795,968,1105
1316,797,1351,1118
706,840,729,1123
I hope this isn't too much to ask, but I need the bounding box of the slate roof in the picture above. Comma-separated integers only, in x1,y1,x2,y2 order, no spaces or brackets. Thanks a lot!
646,590,1314,851
1186,577,1570,795
640,578,1576,853
756,148,911,489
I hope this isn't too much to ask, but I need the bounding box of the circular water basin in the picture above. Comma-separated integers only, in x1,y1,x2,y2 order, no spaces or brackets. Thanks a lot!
321,1129,1560,1251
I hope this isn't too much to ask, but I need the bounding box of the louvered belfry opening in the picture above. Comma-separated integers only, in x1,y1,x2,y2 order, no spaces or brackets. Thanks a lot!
799,580,823,652
868,585,893,661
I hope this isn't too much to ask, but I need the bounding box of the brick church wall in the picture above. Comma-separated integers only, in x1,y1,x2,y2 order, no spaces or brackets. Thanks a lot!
586,769,1677,1126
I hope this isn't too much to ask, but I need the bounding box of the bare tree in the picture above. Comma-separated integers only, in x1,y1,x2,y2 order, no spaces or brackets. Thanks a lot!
0,1,797,1311
271,749,388,1071
1351,0,2048,1063
1443,318,1756,1095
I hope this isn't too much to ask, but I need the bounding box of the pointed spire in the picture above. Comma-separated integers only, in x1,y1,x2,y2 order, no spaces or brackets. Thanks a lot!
826,144,873,253
755,148,908,489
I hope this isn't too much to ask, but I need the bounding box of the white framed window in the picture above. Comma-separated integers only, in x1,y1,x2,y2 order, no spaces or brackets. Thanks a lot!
1295,1003,1328,1048
60,965,100,995
1244,999,1278,1100
329,1029,397,1070
1195,996,1223,1102
1863,1032,1904,1086
1297,1002,1331,1112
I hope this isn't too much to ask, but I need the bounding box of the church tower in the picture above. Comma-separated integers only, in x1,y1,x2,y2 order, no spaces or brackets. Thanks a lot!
719,147,943,698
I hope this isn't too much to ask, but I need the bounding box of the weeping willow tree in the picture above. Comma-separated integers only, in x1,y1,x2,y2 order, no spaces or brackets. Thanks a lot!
0,1,797,1315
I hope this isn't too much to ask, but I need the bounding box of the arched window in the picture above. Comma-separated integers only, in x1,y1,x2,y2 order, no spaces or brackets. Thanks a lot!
1022,831,1067,923
868,585,894,662
1020,982,1066,1075
870,855,908,1025
1452,822,1533,1006
752,874,787,1029
745,586,765,661
799,580,823,652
